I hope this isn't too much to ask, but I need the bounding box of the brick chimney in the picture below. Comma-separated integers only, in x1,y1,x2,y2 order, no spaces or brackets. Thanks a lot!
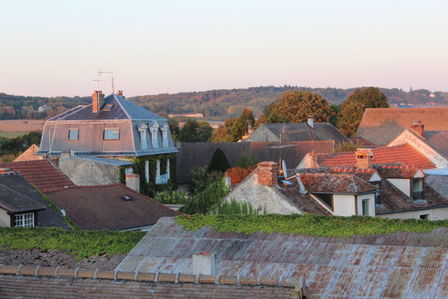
92,90,105,113
411,121,424,138
355,149,373,169
257,161,278,186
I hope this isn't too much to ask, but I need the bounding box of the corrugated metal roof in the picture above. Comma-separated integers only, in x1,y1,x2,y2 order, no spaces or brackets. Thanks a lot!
118,217,448,298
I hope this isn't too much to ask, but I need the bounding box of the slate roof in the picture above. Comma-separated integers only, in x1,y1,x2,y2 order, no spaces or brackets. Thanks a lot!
276,186,332,215
426,174,448,199
176,141,334,184
357,107,448,145
315,144,435,169
46,184,179,231
0,160,76,193
0,173,45,213
48,94,165,121
13,144,43,162
298,173,376,194
423,130,448,159
117,217,448,298
247,123,348,144
0,173,69,228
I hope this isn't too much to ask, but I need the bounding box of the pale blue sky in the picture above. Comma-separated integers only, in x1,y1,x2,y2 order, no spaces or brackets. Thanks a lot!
1,0,447,97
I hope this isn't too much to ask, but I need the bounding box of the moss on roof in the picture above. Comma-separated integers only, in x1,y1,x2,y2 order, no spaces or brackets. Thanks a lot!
176,214,448,238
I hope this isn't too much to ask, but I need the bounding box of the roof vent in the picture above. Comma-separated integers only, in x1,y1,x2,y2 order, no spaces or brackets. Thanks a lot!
122,195,132,201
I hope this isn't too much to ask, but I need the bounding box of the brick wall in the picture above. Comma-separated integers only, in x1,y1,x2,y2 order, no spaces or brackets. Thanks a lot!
0,265,308,299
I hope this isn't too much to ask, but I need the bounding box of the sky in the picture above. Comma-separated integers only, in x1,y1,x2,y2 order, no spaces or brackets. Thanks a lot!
0,0,447,97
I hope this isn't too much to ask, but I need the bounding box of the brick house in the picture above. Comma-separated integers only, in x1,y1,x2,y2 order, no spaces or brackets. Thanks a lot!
37,90,178,196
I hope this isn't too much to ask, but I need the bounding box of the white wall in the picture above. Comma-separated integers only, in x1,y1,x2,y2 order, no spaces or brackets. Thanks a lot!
379,207,448,220
224,173,302,215
333,194,356,216
0,208,11,227
387,179,411,196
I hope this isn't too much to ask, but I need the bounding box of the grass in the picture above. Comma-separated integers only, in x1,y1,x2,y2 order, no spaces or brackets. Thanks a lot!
176,214,448,238
0,227,145,258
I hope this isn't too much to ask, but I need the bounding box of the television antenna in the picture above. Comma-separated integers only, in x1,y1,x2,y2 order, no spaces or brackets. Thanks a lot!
93,71,115,94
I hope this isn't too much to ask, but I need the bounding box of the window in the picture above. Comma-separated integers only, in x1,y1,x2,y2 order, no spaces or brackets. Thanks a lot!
68,129,79,141
14,213,34,228
361,199,369,216
412,179,424,200
103,129,120,140
317,194,333,211
420,214,430,220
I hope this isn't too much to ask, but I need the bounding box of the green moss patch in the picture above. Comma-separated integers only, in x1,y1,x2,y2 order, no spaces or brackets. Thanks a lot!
176,214,448,238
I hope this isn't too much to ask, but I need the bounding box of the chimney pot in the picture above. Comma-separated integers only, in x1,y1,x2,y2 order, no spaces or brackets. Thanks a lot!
411,121,424,138
92,90,105,113
257,161,278,186
355,149,373,169
116,90,124,97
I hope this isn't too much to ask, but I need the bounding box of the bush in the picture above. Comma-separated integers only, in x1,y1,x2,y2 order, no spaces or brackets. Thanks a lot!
209,199,258,215
225,166,252,185
180,179,230,214
154,190,190,205
237,154,259,169
207,148,230,173
190,166,223,194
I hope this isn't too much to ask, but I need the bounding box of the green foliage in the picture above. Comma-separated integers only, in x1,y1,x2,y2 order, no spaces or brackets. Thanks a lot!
211,125,234,142
176,214,448,238
0,131,42,161
0,227,144,258
211,108,255,142
338,87,389,137
178,119,213,142
168,118,180,141
263,91,335,124
207,148,231,173
237,154,259,169
190,166,223,194
180,179,230,214
154,190,190,205
209,199,258,215
334,141,358,153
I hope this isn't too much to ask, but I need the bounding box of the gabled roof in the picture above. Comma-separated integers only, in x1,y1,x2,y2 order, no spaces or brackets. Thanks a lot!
0,173,45,213
0,160,76,193
298,173,376,194
316,144,435,169
248,122,348,144
118,217,448,298
48,94,165,121
357,107,448,145
13,144,43,162
46,184,180,231
176,141,334,184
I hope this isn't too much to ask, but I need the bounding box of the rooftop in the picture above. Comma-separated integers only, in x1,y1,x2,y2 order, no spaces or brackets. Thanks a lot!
0,173,45,213
298,172,377,194
46,184,180,231
0,160,76,193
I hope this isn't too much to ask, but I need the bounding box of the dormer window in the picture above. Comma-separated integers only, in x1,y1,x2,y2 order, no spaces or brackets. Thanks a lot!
412,178,424,200
161,124,169,148
104,129,120,140
138,123,149,150
68,129,79,141
150,122,160,149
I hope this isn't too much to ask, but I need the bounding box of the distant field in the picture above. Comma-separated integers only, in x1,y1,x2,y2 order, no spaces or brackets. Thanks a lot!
0,120,44,138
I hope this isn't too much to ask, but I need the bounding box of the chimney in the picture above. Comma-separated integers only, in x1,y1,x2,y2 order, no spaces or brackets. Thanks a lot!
92,90,105,113
192,252,216,275
116,90,124,97
307,117,314,128
355,149,373,169
125,174,140,193
411,121,424,138
257,161,278,186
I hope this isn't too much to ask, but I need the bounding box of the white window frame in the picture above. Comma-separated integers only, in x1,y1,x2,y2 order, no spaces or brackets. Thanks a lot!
14,212,35,228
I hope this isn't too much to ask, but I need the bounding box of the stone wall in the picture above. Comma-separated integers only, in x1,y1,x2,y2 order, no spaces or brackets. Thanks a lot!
0,265,308,299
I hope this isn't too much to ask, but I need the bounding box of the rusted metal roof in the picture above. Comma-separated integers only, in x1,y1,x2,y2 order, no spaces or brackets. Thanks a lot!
118,217,448,298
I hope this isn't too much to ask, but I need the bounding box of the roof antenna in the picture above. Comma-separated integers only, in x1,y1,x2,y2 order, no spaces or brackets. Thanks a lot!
97,71,114,94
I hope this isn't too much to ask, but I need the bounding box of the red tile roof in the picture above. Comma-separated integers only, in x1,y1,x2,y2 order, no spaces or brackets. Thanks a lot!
316,144,435,169
0,160,76,193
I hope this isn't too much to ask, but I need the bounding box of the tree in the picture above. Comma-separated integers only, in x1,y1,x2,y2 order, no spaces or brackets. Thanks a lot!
207,148,231,173
178,119,213,142
338,87,389,137
262,91,334,124
211,108,255,142
211,125,233,142
168,118,180,141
